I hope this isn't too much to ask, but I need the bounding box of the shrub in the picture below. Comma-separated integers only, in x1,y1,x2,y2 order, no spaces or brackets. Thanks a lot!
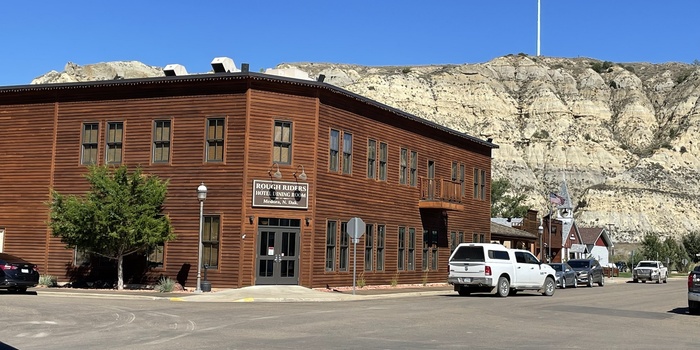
39,275,57,287
390,273,399,287
680,146,688,154
591,61,614,73
676,69,693,84
422,272,429,286
584,133,592,141
401,67,412,74
532,130,550,139
357,272,366,289
154,276,176,293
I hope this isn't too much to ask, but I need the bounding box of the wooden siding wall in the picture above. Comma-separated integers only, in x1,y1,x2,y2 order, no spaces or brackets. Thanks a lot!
48,95,248,288
312,100,492,289
0,103,56,270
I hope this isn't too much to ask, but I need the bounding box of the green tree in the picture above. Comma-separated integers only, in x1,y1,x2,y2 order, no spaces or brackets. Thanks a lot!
640,233,663,261
682,232,700,263
490,178,528,218
663,237,689,272
48,165,174,290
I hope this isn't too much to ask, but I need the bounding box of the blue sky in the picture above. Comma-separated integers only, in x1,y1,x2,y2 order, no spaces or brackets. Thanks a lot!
1,0,698,86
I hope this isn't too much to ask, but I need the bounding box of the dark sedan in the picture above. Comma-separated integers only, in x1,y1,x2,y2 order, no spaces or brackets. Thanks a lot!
0,253,40,293
567,258,605,287
550,262,577,288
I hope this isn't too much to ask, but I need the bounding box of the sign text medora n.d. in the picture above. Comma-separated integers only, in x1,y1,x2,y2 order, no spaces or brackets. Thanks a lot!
252,180,309,209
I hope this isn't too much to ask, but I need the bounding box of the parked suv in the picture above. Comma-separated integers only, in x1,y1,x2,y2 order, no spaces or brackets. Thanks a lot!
567,258,605,287
447,243,556,297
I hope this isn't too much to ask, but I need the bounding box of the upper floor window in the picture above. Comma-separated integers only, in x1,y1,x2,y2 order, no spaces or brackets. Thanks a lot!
460,164,465,197
367,139,376,179
81,123,99,165
378,142,388,181
473,168,486,200
342,132,352,174
206,118,225,162
410,151,417,186
153,120,171,163
273,121,292,164
451,161,458,181
329,129,340,172
106,122,123,164
400,148,408,185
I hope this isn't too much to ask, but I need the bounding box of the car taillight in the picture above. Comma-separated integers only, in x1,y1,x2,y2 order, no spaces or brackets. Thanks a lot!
1,264,17,270
485,266,492,276
689,273,695,289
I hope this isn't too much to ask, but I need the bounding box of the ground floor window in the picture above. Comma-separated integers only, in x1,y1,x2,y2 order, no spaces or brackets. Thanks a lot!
340,221,349,271
364,224,373,271
408,228,416,271
326,221,337,271
376,224,385,271
202,215,220,268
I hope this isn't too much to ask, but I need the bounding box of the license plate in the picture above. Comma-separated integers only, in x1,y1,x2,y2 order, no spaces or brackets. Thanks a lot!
21,269,29,274
460,277,472,283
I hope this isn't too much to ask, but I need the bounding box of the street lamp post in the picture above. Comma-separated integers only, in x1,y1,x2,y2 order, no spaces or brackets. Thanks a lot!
196,182,207,293
538,224,544,261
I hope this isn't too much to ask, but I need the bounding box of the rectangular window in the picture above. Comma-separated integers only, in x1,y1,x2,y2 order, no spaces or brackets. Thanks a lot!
431,247,438,271
367,139,376,179
398,227,406,270
376,224,385,271
105,122,123,164
451,161,458,181
148,244,164,267
408,228,416,271
422,229,429,271
480,169,486,200
410,151,417,187
81,123,99,165
342,133,352,174
206,118,225,162
400,148,408,185
339,221,349,271
473,168,479,199
364,224,374,271
273,120,292,164
473,233,479,243
379,142,388,181
153,120,171,163
329,129,339,172
459,231,465,244
202,215,220,268
460,164,465,197
326,221,337,271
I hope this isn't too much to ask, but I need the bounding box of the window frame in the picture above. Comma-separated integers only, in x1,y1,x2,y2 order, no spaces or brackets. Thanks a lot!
147,243,165,268
152,120,171,163
367,139,377,179
408,227,416,271
342,132,352,174
399,148,408,185
339,221,349,271
364,224,374,271
326,221,337,271
273,120,293,165
398,226,406,270
376,224,385,271
329,129,340,172
206,118,225,162
81,122,99,165
105,121,124,165
410,151,417,187
378,142,388,181
202,215,220,268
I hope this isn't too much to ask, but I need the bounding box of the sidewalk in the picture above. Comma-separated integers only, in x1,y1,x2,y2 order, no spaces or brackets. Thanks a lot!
30,284,454,303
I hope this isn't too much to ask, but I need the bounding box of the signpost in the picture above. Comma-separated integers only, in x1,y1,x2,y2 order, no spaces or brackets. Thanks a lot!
346,217,366,295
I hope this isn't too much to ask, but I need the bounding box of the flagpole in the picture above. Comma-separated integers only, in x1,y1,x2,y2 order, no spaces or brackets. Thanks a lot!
548,202,553,262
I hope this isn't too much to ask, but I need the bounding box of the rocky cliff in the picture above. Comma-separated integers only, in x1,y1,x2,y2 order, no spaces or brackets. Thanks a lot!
30,56,700,242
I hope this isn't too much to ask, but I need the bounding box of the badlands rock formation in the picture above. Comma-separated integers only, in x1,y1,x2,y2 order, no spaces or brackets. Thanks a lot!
30,56,700,242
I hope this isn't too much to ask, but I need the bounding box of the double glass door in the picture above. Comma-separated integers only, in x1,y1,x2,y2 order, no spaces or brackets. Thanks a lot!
256,224,300,285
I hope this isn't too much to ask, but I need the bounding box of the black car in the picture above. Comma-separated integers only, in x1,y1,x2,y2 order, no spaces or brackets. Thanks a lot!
567,258,605,287
0,253,40,293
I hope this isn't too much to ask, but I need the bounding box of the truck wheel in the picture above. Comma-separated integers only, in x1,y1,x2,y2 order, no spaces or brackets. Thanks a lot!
657,275,661,284
542,277,555,296
496,276,510,297
663,275,668,283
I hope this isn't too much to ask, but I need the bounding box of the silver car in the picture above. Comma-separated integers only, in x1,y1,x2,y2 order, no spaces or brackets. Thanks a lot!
549,263,577,289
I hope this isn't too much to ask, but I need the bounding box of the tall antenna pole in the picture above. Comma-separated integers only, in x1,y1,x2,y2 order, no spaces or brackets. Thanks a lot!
537,0,541,56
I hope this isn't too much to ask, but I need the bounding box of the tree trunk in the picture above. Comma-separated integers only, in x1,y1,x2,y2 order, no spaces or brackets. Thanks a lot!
117,254,124,290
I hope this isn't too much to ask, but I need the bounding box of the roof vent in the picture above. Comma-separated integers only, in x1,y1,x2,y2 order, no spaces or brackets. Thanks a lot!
264,67,312,81
163,64,188,76
211,57,238,73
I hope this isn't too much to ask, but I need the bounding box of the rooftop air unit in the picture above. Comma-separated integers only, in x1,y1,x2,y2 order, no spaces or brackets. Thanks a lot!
211,57,239,73
163,64,188,76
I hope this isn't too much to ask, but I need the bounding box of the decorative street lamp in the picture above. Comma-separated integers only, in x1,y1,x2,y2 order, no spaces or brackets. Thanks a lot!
196,182,207,293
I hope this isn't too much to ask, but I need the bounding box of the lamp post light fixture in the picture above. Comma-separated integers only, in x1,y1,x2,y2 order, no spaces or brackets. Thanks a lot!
538,224,544,261
196,182,207,293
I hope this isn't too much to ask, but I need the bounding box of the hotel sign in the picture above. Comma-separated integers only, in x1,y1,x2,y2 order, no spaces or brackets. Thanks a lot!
252,180,309,209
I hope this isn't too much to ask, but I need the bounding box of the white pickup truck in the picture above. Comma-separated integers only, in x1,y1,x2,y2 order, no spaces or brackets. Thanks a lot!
633,260,668,283
447,243,557,297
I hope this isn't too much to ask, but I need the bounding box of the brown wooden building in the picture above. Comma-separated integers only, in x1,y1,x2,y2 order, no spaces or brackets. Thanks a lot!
0,67,497,289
